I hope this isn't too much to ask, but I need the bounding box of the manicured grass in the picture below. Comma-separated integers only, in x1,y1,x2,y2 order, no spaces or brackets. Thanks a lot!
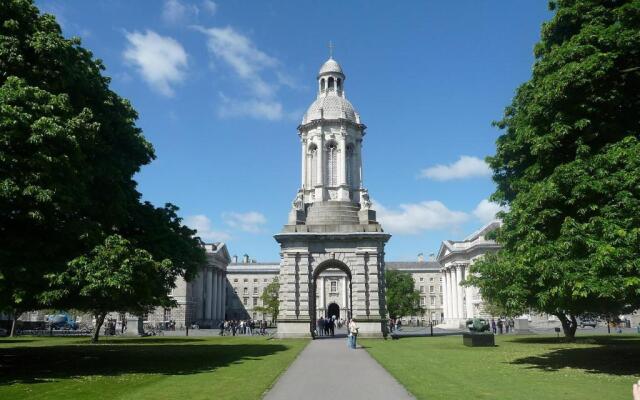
0,335,308,400
362,334,640,400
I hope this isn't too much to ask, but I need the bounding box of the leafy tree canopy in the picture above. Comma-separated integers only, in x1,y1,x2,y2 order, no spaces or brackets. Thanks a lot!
45,235,175,342
255,278,280,323
468,0,640,339
385,270,423,319
0,0,205,333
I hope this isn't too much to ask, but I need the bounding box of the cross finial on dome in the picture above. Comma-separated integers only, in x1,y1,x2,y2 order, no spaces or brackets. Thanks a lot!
328,40,334,59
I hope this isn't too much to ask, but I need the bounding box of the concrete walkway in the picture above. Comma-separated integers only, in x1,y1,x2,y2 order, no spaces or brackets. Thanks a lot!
263,337,415,400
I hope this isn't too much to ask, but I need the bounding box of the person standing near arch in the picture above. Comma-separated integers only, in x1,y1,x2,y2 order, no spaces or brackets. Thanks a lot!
348,318,359,349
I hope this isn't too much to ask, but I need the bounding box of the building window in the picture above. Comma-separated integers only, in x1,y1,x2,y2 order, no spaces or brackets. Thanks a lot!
243,297,248,305
253,298,258,306
326,142,338,186
309,144,318,185
253,278,258,283
253,287,258,295
419,277,424,282
439,296,443,305
330,281,337,293
244,278,248,283
234,278,238,283
263,279,267,282
431,297,436,306
439,285,442,292
420,297,426,306
420,286,424,293
346,144,354,187
243,287,248,295
429,277,434,282
429,286,434,293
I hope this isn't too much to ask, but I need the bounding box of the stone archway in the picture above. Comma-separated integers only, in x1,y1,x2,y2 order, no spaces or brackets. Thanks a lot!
311,259,352,330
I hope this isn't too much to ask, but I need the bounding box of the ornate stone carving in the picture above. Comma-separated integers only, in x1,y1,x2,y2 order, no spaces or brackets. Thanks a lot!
292,190,304,211
361,189,372,209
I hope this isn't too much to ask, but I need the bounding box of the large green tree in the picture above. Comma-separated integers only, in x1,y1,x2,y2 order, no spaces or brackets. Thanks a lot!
385,270,423,319
46,235,175,343
467,0,640,339
0,0,205,335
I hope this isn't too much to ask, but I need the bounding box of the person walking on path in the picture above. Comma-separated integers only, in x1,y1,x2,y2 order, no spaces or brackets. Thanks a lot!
491,318,497,334
348,319,359,349
218,320,225,336
317,317,324,337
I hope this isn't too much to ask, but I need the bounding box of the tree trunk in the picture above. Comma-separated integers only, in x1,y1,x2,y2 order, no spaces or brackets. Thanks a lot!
9,311,20,337
556,312,577,340
92,313,106,343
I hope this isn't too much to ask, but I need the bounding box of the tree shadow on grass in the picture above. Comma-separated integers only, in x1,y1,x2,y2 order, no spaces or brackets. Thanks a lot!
0,339,290,385
510,336,640,376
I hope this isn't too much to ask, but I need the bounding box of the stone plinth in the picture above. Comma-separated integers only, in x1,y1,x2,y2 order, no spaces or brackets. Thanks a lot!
274,230,390,339
462,332,495,347
514,318,532,334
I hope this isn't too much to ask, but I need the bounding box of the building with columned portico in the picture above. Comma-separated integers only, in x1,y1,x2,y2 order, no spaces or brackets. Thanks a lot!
438,221,501,328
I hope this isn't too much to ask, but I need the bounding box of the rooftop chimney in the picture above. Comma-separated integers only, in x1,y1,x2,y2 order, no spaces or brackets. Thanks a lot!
429,253,435,261
417,253,424,262
243,254,249,264
232,255,238,263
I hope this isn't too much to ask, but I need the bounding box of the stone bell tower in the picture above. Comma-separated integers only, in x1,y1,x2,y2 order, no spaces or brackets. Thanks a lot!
275,53,390,338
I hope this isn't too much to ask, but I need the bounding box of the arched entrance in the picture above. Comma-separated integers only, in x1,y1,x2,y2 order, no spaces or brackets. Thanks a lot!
327,303,340,319
310,259,352,336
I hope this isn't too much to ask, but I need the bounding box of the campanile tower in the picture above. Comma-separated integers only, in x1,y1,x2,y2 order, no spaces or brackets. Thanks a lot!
275,54,390,338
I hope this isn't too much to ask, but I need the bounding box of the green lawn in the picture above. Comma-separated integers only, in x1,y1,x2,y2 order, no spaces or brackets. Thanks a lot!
362,334,640,400
0,335,308,400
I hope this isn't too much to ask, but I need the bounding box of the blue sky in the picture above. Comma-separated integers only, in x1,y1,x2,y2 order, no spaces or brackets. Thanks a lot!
37,0,553,262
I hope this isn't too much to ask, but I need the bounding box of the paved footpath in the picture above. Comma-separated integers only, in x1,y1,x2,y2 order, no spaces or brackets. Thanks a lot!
263,337,415,400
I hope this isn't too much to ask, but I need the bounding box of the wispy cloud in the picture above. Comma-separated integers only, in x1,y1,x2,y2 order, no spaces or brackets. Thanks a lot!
420,156,492,181
473,199,507,224
162,0,200,25
202,0,218,16
184,214,230,242
194,25,295,120
375,200,469,235
217,94,284,121
123,30,188,96
223,211,267,233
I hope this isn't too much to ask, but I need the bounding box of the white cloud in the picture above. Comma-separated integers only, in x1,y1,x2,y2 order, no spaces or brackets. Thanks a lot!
195,25,296,120
123,30,188,96
196,25,277,96
217,94,283,121
420,156,492,181
202,0,218,15
473,199,507,224
184,215,230,242
223,211,267,233
162,0,200,24
375,200,469,235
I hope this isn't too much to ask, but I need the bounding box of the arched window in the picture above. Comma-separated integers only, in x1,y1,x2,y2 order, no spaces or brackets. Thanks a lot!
326,142,338,186
320,78,325,91
309,144,317,186
337,78,342,91
346,144,354,187
328,77,335,90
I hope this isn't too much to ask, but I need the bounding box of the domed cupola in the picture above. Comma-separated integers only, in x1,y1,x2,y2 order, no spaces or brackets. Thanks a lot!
302,56,361,125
